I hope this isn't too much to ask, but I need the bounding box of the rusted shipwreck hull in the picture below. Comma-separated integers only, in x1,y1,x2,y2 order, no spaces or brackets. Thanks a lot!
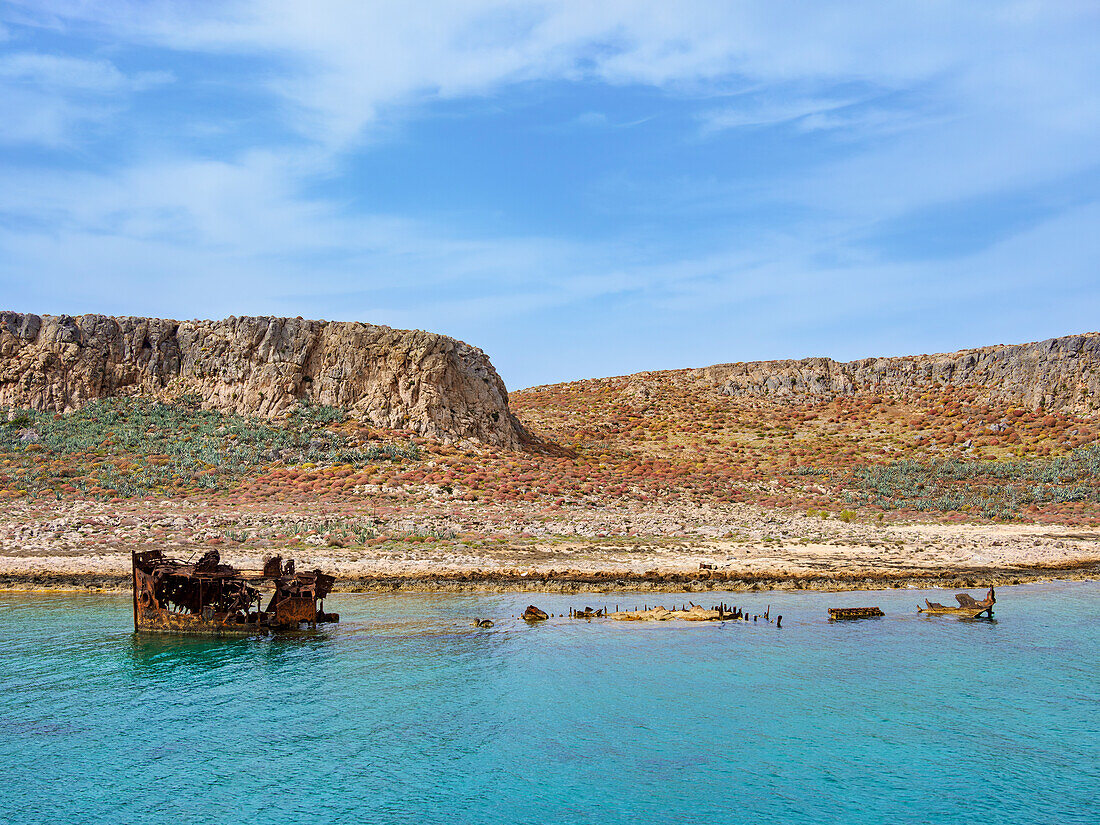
132,550,339,635
918,586,995,618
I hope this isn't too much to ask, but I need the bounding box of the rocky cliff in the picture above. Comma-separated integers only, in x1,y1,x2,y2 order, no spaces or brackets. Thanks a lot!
694,333,1100,414
0,312,531,448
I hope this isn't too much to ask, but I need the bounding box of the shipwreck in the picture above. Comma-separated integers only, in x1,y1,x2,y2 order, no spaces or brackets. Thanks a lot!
132,550,339,634
828,606,885,620
918,586,996,618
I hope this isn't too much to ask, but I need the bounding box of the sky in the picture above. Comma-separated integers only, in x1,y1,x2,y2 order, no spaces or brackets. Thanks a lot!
1,1,1099,390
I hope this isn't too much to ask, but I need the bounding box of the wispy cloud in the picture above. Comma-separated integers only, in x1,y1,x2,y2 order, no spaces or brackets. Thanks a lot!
0,1,1097,386
8,1,1081,149
0,150,608,322
0,52,169,92
0,51,172,145
698,94,870,134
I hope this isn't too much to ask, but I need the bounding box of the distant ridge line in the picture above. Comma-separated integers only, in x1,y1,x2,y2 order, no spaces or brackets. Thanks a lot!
523,332,1100,415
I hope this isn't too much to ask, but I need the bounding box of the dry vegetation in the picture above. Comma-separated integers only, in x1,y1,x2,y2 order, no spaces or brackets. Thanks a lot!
3,370,1100,541
5,371,1100,589
511,372,1100,525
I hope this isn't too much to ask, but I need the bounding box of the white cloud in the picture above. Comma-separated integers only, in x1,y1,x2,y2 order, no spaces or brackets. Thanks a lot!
0,1,1098,385
698,94,871,134
0,51,172,145
0,150,610,324
6,2,1095,219
9,2,1093,148
0,52,168,92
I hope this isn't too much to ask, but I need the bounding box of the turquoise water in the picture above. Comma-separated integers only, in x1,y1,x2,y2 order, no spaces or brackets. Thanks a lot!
1,583,1097,825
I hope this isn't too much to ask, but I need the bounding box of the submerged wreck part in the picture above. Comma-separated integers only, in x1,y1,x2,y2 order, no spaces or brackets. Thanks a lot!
828,607,885,620
918,586,996,618
611,605,724,622
563,601,767,623
569,606,606,619
609,603,752,622
522,605,549,622
132,550,339,634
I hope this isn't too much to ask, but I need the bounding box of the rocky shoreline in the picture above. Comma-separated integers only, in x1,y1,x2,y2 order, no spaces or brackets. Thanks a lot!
4,497,1099,595
4,559,1097,594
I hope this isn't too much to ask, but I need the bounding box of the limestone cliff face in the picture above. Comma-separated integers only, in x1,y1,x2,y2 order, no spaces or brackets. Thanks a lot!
695,333,1100,413
0,312,530,448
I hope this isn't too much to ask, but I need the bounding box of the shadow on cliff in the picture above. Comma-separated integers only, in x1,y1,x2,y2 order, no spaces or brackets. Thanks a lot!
509,413,576,458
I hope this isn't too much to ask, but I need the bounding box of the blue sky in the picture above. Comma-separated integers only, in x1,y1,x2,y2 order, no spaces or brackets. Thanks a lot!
1,1,1099,389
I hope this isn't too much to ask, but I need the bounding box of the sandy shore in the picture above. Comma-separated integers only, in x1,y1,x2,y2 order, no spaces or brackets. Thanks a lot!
2,497,1098,592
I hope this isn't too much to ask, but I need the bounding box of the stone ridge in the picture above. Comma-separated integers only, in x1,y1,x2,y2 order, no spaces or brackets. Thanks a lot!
0,312,532,449
692,332,1100,413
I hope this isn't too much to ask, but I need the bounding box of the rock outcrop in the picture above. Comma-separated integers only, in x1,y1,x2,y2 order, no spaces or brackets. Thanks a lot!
695,333,1100,414
0,312,531,448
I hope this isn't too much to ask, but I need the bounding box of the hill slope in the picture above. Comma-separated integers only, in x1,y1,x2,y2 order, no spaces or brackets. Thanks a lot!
2,325,1100,525
0,312,528,448
697,333,1100,414
2,330,1100,587
511,333,1100,521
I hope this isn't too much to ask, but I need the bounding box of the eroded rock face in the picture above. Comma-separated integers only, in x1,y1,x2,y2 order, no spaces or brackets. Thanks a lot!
0,312,530,448
695,333,1100,413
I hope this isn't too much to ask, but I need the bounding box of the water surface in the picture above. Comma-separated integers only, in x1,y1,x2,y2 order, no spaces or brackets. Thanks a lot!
1,582,1097,824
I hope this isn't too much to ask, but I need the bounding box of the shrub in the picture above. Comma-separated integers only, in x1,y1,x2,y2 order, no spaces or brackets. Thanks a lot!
0,398,418,499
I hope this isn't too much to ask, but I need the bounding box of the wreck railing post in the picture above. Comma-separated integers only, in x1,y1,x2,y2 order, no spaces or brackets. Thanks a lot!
131,551,139,631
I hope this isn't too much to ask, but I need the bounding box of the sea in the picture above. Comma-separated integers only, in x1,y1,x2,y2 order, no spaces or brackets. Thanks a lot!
1,581,1097,825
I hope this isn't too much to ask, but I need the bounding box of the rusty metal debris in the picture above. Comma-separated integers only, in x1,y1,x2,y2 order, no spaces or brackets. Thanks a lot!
522,605,549,621
569,606,606,619
828,607,885,620
918,586,996,618
132,550,339,634
609,604,737,622
565,602,771,623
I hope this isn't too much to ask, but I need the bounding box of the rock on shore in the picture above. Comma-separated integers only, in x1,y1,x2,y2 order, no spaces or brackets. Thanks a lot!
0,312,531,448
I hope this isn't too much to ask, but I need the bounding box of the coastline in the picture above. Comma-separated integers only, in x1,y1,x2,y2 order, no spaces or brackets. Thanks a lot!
4,497,1099,593
4,558,1098,594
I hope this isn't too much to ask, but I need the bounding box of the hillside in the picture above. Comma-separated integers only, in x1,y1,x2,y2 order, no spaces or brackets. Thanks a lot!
2,327,1100,523
0,312,528,448
2,330,1100,587
697,332,1100,414
510,333,1100,521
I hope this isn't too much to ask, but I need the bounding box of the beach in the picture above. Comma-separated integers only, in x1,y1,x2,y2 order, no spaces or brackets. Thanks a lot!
3,496,1097,591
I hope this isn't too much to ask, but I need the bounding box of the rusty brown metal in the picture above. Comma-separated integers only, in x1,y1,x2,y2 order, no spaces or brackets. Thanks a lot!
919,586,996,617
132,549,339,635
828,607,885,620
521,605,549,621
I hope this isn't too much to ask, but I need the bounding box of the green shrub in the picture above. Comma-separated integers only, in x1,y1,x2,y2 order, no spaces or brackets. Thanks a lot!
0,398,418,499
845,445,1100,519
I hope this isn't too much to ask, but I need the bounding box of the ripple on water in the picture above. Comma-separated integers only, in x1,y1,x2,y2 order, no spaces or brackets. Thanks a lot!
0,583,1098,825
